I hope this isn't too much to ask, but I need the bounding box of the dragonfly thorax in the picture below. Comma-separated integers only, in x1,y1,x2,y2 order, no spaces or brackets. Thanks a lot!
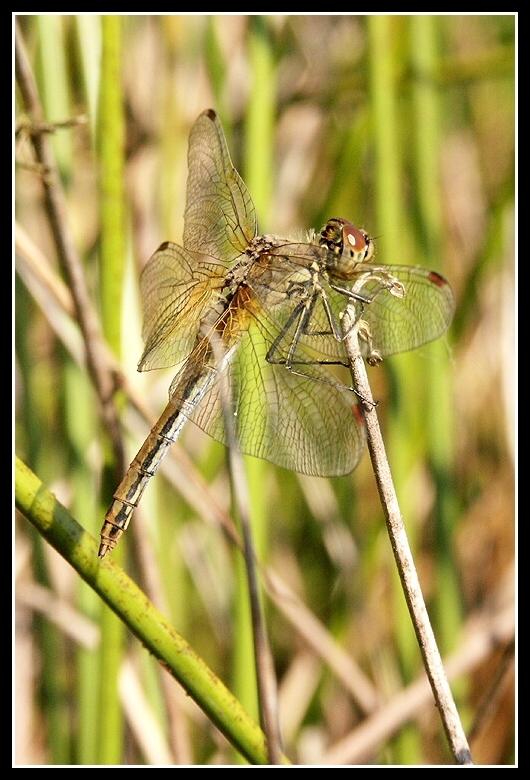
319,218,375,281
222,235,278,292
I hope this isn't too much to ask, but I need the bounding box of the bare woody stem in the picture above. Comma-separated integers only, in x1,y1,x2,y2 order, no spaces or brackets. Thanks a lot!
15,20,125,474
341,303,473,767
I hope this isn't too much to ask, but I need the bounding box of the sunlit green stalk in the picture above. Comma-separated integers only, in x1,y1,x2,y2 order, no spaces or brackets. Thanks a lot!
97,15,127,765
36,15,72,173
234,15,278,760
98,15,126,358
367,14,421,762
15,456,291,766
409,15,462,657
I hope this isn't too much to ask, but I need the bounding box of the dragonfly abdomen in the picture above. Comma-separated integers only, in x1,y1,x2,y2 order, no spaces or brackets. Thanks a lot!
99,363,217,558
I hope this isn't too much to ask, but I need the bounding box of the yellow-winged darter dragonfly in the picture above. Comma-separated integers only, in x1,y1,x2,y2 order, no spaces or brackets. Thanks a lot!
99,109,455,558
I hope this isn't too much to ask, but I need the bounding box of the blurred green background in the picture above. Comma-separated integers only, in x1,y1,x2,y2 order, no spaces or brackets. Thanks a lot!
15,14,515,766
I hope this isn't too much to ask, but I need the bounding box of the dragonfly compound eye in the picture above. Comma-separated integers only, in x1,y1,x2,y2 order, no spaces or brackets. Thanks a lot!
341,222,374,263
319,219,374,264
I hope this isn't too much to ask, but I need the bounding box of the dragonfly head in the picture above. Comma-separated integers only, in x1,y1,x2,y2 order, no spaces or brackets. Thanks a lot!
319,218,375,278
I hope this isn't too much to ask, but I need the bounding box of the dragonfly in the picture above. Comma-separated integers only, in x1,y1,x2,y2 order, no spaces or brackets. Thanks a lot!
99,108,455,558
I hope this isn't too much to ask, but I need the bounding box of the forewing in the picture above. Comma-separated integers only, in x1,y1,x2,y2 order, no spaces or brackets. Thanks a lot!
138,242,226,371
183,109,258,263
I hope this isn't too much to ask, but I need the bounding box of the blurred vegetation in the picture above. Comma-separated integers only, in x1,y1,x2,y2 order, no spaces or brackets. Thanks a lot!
15,14,515,766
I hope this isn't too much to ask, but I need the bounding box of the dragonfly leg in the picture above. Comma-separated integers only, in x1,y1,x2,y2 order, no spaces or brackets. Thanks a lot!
330,270,406,307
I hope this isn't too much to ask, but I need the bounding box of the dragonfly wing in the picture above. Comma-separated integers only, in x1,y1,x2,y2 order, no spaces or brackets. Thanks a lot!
246,247,455,363
189,312,365,477
354,265,455,359
183,109,258,263
138,242,226,371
